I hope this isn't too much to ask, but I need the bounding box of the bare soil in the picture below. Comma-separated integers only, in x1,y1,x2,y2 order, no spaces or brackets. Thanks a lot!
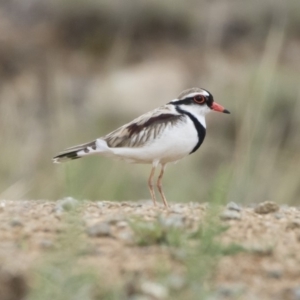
0,200,300,300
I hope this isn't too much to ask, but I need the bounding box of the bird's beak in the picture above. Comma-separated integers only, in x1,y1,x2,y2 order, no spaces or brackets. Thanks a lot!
211,102,230,114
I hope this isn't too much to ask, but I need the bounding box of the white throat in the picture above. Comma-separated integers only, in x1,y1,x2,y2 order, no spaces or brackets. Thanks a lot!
177,104,210,128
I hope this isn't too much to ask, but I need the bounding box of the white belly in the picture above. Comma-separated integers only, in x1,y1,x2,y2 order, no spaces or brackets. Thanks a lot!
109,118,199,164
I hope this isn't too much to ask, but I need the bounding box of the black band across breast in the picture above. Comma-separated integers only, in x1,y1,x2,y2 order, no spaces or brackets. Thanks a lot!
175,106,206,154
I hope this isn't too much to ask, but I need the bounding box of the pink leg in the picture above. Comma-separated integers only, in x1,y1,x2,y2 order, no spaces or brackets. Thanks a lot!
157,164,169,208
148,165,157,206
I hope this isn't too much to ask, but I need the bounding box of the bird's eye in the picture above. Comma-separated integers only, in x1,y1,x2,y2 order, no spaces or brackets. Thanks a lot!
194,95,205,104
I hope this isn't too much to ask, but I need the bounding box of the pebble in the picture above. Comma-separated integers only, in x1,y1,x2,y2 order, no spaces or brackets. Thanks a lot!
140,281,169,299
220,210,241,220
274,213,284,219
216,284,245,298
266,269,282,279
56,197,79,211
97,201,107,209
159,215,185,228
254,201,279,214
39,239,54,249
116,221,128,228
170,203,187,214
250,245,273,256
286,220,300,230
226,202,242,212
117,231,134,243
106,216,125,224
86,222,111,237
10,219,23,227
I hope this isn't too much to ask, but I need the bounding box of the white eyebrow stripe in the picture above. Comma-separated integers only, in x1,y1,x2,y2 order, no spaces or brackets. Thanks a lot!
201,90,210,96
179,91,209,99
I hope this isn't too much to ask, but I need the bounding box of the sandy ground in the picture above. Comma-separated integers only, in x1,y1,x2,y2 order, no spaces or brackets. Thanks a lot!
0,199,300,300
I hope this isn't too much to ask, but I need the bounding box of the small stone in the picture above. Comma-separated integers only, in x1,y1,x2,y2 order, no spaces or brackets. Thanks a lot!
140,281,168,299
160,215,185,228
39,239,53,249
106,216,125,224
266,269,282,279
117,221,128,228
216,284,245,298
117,231,134,243
56,197,79,211
10,219,23,227
220,210,241,220
274,213,284,219
254,201,279,214
96,201,107,209
170,203,186,214
226,202,241,212
86,222,111,237
286,220,300,230
251,245,273,256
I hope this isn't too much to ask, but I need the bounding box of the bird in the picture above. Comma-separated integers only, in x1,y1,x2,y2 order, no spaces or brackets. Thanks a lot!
53,87,230,208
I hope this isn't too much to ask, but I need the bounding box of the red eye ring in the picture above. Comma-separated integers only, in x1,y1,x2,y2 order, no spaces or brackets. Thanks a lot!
194,95,205,104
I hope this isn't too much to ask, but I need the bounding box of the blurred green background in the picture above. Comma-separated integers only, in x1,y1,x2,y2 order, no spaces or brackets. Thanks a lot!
1,0,299,204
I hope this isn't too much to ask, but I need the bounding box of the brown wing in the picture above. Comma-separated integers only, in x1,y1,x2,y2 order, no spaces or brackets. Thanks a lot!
103,106,185,148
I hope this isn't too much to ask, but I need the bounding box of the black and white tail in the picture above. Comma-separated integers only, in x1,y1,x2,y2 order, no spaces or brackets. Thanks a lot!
53,139,110,163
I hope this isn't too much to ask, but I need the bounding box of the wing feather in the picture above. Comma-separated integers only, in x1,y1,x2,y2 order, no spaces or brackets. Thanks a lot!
104,105,184,148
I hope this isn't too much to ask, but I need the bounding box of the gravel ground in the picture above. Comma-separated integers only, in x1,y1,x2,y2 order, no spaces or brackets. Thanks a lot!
0,199,300,300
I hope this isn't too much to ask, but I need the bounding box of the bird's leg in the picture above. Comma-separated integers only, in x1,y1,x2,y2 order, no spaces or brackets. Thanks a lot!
148,165,157,206
157,164,169,208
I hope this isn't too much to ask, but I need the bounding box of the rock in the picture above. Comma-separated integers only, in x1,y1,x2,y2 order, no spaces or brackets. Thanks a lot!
10,219,23,227
215,284,245,298
86,222,111,237
226,202,241,212
159,215,185,228
117,231,134,243
274,213,284,219
286,220,300,230
266,269,282,279
251,245,273,256
140,281,168,299
220,210,241,220
39,239,54,249
106,216,125,224
96,201,107,209
170,207,184,214
56,197,79,211
254,201,279,214
116,221,128,228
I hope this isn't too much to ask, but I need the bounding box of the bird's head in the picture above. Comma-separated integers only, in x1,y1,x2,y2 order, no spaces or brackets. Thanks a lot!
170,88,230,115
